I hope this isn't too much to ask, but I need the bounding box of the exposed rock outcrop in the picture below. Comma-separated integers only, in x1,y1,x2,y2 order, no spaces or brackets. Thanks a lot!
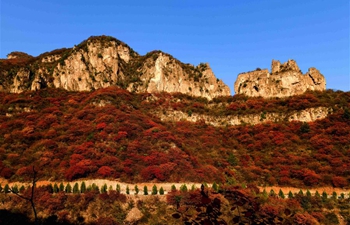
127,52,230,99
0,36,230,99
234,59,326,98
157,107,331,127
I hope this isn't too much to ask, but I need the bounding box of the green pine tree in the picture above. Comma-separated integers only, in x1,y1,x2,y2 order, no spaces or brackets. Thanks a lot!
288,191,294,198
19,185,25,193
116,184,121,193
126,185,130,195
101,184,108,193
59,183,65,192
278,189,285,199
92,183,99,192
300,122,310,133
65,183,72,193
315,191,320,198
152,185,158,195
80,182,86,193
86,185,92,192
322,191,328,202
269,189,276,197
143,186,148,195
262,189,268,198
191,184,196,191
4,184,10,193
331,191,337,200
49,184,54,193
159,187,164,195
53,183,59,193
134,185,139,195
12,185,19,193
306,190,312,198
298,190,304,196
212,182,218,192
73,183,79,194
109,185,113,192
228,152,238,166
171,185,176,192
180,184,188,192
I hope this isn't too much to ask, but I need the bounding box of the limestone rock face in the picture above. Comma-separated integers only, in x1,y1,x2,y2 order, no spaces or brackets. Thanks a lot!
128,52,230,100
234,59,326,98
0,36,230,99
52,38,131,91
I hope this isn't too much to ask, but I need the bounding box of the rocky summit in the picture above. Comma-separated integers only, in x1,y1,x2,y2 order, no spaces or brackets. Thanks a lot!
0,36,230,100
234,59,326,98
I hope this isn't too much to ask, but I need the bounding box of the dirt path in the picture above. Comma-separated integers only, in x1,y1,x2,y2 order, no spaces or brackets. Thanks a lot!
1,178,349,197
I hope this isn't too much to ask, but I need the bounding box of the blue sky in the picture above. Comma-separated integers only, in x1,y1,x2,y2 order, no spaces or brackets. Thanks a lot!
1,0,349,92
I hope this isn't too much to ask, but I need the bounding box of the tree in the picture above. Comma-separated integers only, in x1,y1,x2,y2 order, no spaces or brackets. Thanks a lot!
171,185,176,192
298,190,304,196
73,183,79,194
65,183,72,193
159,187,164,195
143,186,148,195
4,184,10,193
228,153,238,166
116,184,121,193
53,183,59,193
300,122,310,133
126,185,130,195
19,185,25,193
180,184,188,192
322,191,328,202
11,185,19,193
8,166,39,225
92,183,99,192
306,190,312,198
59,183,65,192
101,184,108,193
212,182,218,192
152,185,158,195
134,185,139,195
269,189,276,197
278,189,285,199
80,181,86,193
262,189,268,198
288,191,293,198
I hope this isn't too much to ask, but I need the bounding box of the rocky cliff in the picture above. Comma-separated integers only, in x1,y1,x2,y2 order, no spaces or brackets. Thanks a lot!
0,36,230,99
234,59,326,98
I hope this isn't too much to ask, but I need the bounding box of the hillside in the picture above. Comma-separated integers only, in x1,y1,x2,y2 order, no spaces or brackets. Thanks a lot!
0,87,349,188
0,36,230,99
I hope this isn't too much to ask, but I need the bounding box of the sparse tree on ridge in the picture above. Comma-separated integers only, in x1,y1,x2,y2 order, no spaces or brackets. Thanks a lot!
80,182,86,193
159,187,164,195
152,185,158,195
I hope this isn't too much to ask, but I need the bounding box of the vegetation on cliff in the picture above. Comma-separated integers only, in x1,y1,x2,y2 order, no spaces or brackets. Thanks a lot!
0,87,349,188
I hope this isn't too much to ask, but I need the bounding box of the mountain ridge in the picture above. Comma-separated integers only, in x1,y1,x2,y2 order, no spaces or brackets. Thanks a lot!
0,35,230,100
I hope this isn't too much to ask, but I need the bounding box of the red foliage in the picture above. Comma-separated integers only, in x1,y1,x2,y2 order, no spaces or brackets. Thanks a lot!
97,166,115,177
332,176,348,188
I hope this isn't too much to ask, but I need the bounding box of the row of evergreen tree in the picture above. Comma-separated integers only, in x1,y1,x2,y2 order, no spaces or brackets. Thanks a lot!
262,188,347,200
0,182,169,195
1,182,347,199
